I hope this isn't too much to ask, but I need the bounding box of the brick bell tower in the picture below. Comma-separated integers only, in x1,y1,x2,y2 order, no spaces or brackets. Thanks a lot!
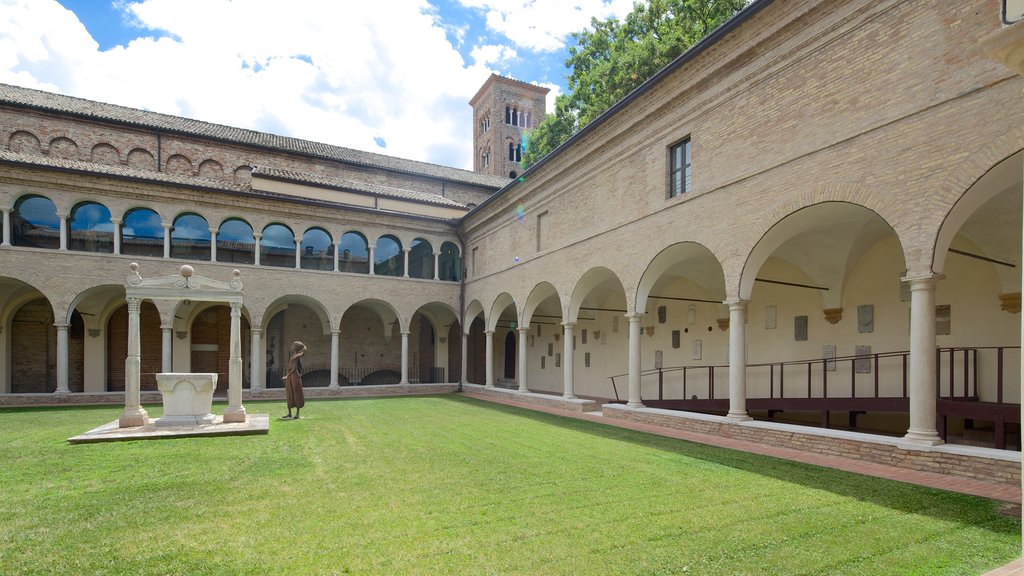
469,74,549,179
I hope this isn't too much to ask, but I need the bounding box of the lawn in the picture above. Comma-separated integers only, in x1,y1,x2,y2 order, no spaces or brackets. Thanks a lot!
0,395,1018,575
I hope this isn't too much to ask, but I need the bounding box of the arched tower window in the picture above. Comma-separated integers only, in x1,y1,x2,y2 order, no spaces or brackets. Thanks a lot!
12,195,59,249
68,201,113,253
505,106,511,124
170,213,211,261
121,207,163,257
260,223,295,268
217,218,255,265
339,231,369,274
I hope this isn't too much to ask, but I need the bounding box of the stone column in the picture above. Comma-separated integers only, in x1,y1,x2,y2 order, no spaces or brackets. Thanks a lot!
161,325,172,373
484,329,495,387
110,217,122,255
368,244,376,275
58,213,68,251
517,326,529,392
432,251,440,280
209,228,218,262
119,297,149,427
223,301,247,423
250,328,263,393
460,331,468,384
332,240,340,272
1,208,10,246
563,322,576,399
902,274,943,446
55,322,70,394
725,299,751,421
402,247,411,278
162,222,172,259
253,233,262,266
294,237,301,269
626,313,644,407
329,330,340,389
400,330,410,384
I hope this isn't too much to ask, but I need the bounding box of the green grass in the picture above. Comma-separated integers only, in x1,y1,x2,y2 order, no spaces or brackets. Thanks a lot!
0,395,1018,575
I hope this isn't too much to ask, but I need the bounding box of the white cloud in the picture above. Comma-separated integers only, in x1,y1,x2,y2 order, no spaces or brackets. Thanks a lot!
0,0,506,169
457,0,635,52
536,82,561,114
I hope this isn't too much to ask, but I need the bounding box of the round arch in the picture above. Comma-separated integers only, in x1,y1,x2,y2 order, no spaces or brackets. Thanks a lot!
635,242,726,317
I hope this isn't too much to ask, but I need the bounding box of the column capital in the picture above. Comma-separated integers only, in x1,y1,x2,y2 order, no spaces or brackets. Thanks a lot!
251,327,264,334
723,298,748,308
432,251,441,256
253,232,263,240
400,330,411,336
53,322,70,330
402,247,411,253
516,325,530,334
161,222,172,229
901,273,944,288
625,312,644,322
484,329,495,336
293,237,301,244
55,211,69,220
330,329,340,336
159,324,173,331
229,301,243,312
109,216,122,224
368,244,376,250
208,227,219,235
561,321,576,329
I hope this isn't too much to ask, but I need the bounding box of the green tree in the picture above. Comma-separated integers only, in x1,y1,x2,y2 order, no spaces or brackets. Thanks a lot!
522,0,746,168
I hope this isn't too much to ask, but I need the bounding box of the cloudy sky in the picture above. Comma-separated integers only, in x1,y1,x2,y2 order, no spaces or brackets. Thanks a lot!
0,0,637,170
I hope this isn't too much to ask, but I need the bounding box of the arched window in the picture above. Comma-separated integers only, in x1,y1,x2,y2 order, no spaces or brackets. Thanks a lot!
526,111,532,128
374,235,403,276
217,218,256,265
408,238,433,279
514,141,522,163
12,195,59,249
508,142,515,162
338,231,369,274
261,223,295,268
505,105,511,124
512,108,519,126
121,207,163,257
439,241,461,282
300,227,333,271
68,201,113,253
170,213,211,261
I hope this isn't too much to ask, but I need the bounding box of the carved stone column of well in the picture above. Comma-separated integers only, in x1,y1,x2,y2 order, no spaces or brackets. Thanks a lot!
432,251,440,280
562,322,576,399
161,325,173,373
110,217,122,255
368,244,376,275
293,237,301,270
119,297,149,427
484,330,495,387
250,328,263,392
517,326,529,392
223,301,247,423
253,233,262,266
55,322,70,394
902,274,943,446
162,222,172,259
725,299,752,421
400,330,410,384
209,228,218,262
460,331,468,385
626,313,644,408
329,330,340,389
58,213,68,251
402,248,411,278
1,208,10,246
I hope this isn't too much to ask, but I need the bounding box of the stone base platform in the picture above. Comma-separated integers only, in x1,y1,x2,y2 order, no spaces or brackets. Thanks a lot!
68,413,269,444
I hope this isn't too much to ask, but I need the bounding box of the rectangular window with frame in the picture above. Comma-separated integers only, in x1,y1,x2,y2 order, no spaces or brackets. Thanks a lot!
668,138,691,198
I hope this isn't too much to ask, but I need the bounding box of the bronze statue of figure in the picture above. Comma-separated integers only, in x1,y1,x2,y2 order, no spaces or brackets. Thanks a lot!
282,341,307,419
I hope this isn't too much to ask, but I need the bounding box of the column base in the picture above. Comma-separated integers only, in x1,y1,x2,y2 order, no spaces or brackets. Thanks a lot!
563,394,577,400
625,401,645,409
54,389,71,396
517,387,529,394
328,383,340,390
485,383,495,388
399,380,410,386
119,407,149,428
899,429,944,448
727,411,753,422
223,405,247,423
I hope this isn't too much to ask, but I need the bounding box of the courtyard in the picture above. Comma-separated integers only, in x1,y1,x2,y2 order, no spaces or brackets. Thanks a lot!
0,395,1018,575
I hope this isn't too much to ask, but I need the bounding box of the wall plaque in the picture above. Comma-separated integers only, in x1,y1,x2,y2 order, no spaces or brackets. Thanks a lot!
584,352,591,368
581,329,588,344
555,353,561,368
547,343,553,356
794,315,808,341
857,304,874,333
654,350,663,369
672,330,680,349
692,339,702,360
765,304,777,330
823,344,836,372
855,345,871,374
541,356,546,369
687,304,697,326
658,305,667,324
